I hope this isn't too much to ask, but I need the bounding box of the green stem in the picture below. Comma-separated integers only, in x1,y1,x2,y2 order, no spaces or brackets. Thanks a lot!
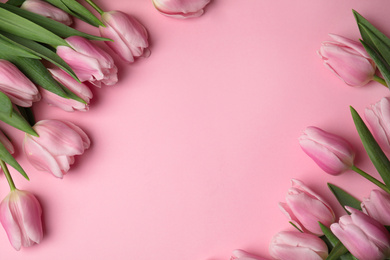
373,75,388,87
351,165,390,194
84,0,104,15
0,160,16,191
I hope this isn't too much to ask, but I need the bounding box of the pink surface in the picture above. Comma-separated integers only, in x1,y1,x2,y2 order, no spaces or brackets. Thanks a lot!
1,0,390,259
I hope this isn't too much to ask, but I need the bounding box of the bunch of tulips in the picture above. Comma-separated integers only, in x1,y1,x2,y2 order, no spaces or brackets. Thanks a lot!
230,10,390,260
0,0,211,251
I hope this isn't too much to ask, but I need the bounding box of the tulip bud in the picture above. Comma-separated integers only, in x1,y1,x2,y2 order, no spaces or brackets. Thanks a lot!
361,189,390,226
318,34,376,86
152,0,211,19
21,0,72,26
100,11,150,63
299,126,355,175
0,189,43,251
331,207,390,260
40,68,92,112
279,179,335,235
231,249,269,260
0,60,40,107
23,119,90,178
57,36,118,87
365,97,390,152
269,231,328,260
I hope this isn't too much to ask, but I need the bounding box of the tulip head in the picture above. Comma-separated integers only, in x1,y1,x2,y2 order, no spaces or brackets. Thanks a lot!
318,34,376,86
365,97,390,152
57,36,118,87
0,60,40,107
362,189,390,226
231,249,268,260
23,119,90,178
100,11,150,63
299,126,355,175
279,179,335,235
0,189,43,251
40,68,92,112
269,231,328,260
152,0,211,19
21,0,72,25
331,207,390,260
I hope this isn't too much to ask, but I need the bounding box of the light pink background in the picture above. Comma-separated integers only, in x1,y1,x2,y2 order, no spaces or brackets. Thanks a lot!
2,0,390,259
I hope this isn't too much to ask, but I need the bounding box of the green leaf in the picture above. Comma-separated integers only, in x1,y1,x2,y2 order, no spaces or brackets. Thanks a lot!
350,106,390,186
0,35,40,59
5,0,25,6
0,92,37,136
17,106,35,126
0,4,110,41
327,241,350,260
0,4,67,47
358,23,390,66
0,32,79,82
328,183,361,212
289,221,303,233
0,138,29,180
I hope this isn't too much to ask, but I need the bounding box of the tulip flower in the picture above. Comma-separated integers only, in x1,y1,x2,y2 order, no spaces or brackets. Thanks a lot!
365,97,390,152
0,189,43,251
40,68,92,112
99,11,150,63
231,249,269,260
57,36,118,87
23,119,90,178
318,34,376,86
299,126,355,175
152,0,211,19
0,59,40,107
361,189,390,226
269,231,328,260
279,179,335,235
331,207,390,260
20,0,72,26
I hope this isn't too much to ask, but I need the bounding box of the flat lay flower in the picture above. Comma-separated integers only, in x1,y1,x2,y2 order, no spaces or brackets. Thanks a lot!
0,60,40,107
279,179,335,235
0,189,43,251
40,68,92,112
100,11,150,63
269,231,328,260
361,189,390,226
299,126,355,175
152,0,211,19
57,36,118,87
318,34,376,86
20,0,73,26
230,249,269,260
331,207,390,260
365,97,390,152
23,119,90,178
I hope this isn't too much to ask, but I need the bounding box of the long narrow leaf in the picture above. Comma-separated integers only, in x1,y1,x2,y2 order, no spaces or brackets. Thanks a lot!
327,241,350,260
350,106,390,186
5,0,25,6
0,139,29,180
0,35,40,59
0,3,109,41
0,91,13,117
0,4,67,47
328,183,361,213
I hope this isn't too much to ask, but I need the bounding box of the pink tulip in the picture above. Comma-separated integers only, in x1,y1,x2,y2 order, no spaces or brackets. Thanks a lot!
23,119,90,178
362,189,390,226
331,207,390,260
57,36,118,87
40,68,92,112
100,11,150,63
152,0,211,19
0,189,43,251
318,34,376,86
365,97,390,152
269,231,328,260
0,129,14,154
231,249,269,260
299,126,355,175
0,60,40,107
279,179,335,236
20,0,72,26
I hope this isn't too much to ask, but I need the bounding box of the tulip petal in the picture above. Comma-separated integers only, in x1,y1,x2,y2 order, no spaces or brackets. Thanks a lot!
0,197,22,250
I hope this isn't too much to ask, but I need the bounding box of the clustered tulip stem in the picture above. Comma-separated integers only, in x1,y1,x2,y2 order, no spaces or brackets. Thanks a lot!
84,0,104,15
0,160,16,191
373,75,388,87
351,165,390,194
